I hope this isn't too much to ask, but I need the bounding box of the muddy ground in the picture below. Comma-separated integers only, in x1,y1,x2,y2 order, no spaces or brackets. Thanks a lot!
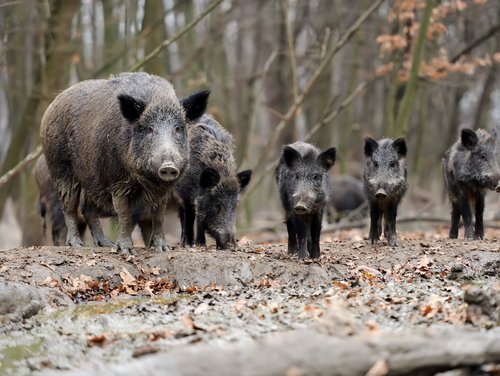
0,226,499,375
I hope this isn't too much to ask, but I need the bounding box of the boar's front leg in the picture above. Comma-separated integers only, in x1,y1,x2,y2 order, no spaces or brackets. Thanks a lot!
149,203,169,252
83,199,114,247
474,194,485,240
369,201,381,244
449,199,461,239
195,219,206,247
112,195,135,254
309,212,322,259
180,200,196,247
294,217,309,260
384,202,398,246
461,198,474,240
286,217,298,255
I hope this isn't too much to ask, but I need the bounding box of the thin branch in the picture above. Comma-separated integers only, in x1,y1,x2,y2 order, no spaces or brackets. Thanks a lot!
283,0,299,101
0,145,42,191
129,0,224,72
450,23,500,63
247,0,384,194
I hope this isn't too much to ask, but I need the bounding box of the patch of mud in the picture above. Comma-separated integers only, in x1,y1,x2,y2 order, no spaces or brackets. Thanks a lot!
0,236,498,375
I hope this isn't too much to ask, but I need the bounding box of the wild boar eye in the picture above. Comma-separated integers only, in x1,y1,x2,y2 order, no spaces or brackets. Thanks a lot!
175,124,184,134
480,153,487,160
389,161,397,168
312,174,321,181
373,161,379,169
294,173,300,180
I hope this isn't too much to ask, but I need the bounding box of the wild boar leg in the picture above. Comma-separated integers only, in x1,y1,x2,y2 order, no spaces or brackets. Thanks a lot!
474,195,485,240
112,195,134,254
286,218,298,255
83,200,114,247
150,204,169,252
59,180,84,247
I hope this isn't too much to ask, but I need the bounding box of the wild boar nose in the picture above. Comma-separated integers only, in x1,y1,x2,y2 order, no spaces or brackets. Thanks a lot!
375,188,387,199
294,202,308,214
158,163,179,181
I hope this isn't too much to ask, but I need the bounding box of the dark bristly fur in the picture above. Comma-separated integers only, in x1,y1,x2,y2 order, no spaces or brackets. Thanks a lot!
363,137,407,246
276,141,336,260
176,115,251,249
443,128,500,240
40,72,209,253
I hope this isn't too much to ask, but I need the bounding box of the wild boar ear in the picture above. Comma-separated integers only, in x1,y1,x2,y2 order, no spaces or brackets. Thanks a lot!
490,127,498,140
283,146,301,168
461,129,478,150
200,167,220,189
118,94,146,123
393,138,407,157
181,90,210,122
364,137,378,157
237,170,252,190
318,147,336,170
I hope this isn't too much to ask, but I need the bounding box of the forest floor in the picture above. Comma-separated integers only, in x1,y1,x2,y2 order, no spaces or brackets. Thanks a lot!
0,226,499,375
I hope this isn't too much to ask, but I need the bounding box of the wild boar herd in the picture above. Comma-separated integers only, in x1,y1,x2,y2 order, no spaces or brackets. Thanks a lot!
35,72,500,260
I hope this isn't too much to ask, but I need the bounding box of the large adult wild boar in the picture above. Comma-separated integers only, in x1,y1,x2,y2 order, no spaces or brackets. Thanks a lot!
176,115,251,249
40,72,209,253
443,128,500,240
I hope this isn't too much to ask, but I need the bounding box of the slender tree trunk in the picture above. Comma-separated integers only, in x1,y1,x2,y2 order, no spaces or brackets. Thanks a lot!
394,0,435,135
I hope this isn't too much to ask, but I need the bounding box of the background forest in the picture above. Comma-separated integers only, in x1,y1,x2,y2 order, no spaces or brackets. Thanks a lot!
1,0,500,247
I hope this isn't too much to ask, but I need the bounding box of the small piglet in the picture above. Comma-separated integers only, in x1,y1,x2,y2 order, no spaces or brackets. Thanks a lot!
176,115,252,249
443,128,500,240
40,72,209,253
276,141,336,259
363,137,407,246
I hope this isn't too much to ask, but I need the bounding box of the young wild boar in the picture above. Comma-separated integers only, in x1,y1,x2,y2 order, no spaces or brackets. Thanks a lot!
276,141,336,260
443,128,500,240
40,72,209,253
326,175,367,222
363,137,407,246
176,115,251,249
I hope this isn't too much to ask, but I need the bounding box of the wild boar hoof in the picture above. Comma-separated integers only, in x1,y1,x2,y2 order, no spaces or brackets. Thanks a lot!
96,238,114,248
150,236,169,252
114,239,135,255
67,237,85,247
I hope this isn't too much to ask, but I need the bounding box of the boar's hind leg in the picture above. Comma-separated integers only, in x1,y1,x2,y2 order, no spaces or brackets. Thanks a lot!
83,200,114,247
149,204,169,252
59,180,84,247
112,195,135,254
449,200,461,239
461,199,474,240
309,212,322,259
474,195,485,240
286,218,298,255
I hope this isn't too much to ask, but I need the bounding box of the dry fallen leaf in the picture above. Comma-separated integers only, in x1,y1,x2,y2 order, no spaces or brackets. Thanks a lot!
132,345,160,358
237,236,252,246
86,334,107,347
366,359,389,376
